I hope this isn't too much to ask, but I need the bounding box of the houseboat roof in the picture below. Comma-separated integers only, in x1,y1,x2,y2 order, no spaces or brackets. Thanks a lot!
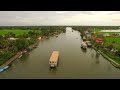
49,51,59,62
81,42,87,46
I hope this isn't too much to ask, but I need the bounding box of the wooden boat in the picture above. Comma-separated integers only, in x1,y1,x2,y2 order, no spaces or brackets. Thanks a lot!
49,51,59,68
3,66,9,70
19,55,22,58
0,66,9,72
85,41,92,47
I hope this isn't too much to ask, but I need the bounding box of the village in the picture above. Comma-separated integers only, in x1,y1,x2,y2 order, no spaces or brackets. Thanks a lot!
79,29,120,68
0,26,65,72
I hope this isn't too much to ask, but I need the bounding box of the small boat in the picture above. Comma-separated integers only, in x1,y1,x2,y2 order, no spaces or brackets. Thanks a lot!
3,66,9,70
0,66,9,72
81,42,87,50
0,68,4,72
19,55,22,58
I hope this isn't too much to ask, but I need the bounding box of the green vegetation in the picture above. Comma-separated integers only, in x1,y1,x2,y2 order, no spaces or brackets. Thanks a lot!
0,26,66,65
72,26,120,64
104,37,120,50
0,30,33,36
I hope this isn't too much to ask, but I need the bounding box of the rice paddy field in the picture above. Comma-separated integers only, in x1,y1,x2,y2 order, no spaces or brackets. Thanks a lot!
104,37,120,50
93,29,120,49
0,30,33,36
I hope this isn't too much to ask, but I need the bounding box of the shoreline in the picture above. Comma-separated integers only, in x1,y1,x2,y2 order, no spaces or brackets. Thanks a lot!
79,30,120,69
0,38,41,71
0,32,62,72
92,46,120,68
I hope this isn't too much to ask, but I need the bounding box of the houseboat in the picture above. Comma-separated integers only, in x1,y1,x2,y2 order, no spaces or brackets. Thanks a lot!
49,51,59,68
81,42,87,50
85,41,92,47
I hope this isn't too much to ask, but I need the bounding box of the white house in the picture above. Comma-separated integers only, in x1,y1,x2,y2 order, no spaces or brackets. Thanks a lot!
103,33,110,37
8,38,17,40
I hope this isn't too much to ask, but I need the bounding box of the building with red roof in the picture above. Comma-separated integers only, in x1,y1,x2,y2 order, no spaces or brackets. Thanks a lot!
95,38,104,43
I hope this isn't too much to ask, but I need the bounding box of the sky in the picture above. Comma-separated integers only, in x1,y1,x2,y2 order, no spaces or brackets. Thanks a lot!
0,11,120,26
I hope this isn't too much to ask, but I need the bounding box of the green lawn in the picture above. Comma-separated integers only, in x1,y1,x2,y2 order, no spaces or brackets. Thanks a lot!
0,29,33,36
104,37,120,50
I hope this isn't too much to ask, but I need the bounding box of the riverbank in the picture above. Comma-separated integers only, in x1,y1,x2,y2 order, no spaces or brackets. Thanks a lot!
78,29,120,69
92,46,120,68
0,37,42,72
0,31,62,72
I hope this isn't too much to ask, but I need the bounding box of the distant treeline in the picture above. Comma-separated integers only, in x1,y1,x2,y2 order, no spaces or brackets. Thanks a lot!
0,26,119,30
0,26,66,65
72,26,120,30
0,26,67,30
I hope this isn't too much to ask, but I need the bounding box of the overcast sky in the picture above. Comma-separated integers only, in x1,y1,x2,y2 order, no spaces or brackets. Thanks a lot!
0,11,120,26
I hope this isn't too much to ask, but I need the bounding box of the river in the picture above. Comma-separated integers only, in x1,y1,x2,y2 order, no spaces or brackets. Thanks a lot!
1,27,120,79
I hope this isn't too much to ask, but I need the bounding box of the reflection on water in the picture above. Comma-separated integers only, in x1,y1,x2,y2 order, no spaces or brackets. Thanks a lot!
20,53,29,62
81,48,87,53
95,53,100,59
49,68,57,75
91,53,94,58
96,60,100,64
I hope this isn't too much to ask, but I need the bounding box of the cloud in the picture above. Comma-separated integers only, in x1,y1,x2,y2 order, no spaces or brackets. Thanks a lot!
0,11,120,26
55,11,70,14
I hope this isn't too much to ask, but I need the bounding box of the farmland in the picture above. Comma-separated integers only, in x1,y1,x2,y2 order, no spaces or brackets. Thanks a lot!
0,30,33,36
104,37,120,50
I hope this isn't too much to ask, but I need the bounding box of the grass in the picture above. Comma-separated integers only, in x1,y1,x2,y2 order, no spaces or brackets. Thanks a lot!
106,52,120,64
104,37,120,50
91,29,120,63
0,29,34,36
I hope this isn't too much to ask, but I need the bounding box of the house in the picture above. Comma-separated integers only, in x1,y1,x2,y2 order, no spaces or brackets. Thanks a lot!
115,33,120,36
91,35,97,39
84,31,89,34
86,33,91,38
103,33,110,37
96,38,104,43
26,37,30,40
8,38,17,41
38,37,41,40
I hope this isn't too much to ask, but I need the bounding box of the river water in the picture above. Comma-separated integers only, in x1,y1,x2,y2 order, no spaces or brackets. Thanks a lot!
1,27,120,79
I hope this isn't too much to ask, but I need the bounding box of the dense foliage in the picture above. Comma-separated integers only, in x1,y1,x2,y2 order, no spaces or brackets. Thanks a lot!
0,26,66,65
